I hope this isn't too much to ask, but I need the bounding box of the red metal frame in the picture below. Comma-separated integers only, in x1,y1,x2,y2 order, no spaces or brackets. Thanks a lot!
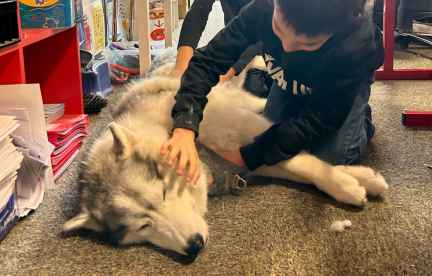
402,111,432,126
375,0,432,126
375,0,432,80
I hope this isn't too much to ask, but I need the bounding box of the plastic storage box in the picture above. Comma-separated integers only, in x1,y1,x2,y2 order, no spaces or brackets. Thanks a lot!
81,59,114,97
101,41,140,85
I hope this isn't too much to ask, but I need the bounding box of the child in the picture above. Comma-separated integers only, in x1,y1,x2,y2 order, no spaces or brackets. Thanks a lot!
161,0,385,184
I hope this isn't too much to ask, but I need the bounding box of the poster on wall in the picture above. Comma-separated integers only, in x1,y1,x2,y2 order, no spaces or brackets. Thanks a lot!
83,0,105,54
92,3,104,51
149,0,165,48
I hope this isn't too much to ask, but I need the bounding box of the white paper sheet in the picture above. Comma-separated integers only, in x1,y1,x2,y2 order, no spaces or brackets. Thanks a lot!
0,116,19,143
0,151,23,183
15,148,48,217
0,174,18,208
0,85,55,190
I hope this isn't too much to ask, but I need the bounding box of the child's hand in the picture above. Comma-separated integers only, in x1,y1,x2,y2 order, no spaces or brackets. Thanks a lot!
160,128,201,184
169,68,183,78
219,67,236,83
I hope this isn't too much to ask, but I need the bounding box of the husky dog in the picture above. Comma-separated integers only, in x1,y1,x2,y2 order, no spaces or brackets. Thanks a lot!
63,61,388,258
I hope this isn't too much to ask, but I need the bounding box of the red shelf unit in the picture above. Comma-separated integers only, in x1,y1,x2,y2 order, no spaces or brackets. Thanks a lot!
0,0,83,114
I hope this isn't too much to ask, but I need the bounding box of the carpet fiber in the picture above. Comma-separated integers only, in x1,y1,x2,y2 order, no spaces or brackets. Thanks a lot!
1,4,432,275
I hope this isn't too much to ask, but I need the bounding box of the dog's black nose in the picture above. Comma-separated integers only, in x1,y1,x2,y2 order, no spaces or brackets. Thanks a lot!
185,233,205,257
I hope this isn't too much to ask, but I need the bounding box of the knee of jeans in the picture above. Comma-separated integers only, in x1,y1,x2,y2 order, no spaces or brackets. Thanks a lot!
344,146,362,165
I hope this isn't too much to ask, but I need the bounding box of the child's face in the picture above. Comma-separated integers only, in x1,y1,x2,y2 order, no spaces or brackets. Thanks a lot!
272,5,332,52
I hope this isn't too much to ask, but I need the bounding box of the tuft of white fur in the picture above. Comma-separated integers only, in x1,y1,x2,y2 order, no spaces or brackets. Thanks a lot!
330,220,352,232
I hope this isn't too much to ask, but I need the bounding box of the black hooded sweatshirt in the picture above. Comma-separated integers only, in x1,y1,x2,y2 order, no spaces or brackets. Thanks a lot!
172,0,385,171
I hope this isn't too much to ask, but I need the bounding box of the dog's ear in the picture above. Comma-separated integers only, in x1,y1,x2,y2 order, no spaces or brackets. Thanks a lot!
63,208,104,233
109,122,138,159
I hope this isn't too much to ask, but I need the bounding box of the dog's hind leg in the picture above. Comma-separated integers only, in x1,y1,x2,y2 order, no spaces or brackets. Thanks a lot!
253,151,367,206
335,165,388,196
252,164,311,184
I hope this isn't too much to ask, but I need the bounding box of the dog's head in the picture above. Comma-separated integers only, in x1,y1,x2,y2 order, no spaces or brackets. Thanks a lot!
63,123,209,258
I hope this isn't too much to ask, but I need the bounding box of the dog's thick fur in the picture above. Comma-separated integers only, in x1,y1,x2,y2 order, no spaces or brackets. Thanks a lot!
63,62,388,257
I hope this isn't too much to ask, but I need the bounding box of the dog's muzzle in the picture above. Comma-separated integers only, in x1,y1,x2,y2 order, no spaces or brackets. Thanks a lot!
185,233,205,257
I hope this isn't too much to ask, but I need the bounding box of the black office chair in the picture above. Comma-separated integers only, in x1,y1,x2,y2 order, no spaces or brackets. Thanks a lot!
394,0,432,49
373,0,432,49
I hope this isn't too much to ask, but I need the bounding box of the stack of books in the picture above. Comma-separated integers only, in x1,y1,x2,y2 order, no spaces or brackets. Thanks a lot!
44,104,65,125
0,116,24,242
46,114,89,181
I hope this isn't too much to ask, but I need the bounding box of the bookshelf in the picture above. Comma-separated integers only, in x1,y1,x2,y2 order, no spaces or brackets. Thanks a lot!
0,0,83,115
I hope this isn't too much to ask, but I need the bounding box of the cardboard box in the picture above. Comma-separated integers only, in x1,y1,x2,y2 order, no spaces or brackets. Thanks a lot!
179,4,188,19
19,0,83,29
179,0,193,19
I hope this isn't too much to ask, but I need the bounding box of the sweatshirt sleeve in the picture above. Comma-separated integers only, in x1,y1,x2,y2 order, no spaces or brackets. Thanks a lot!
240,45,376,171
172,0,273,136
232,41,263,74
177,0,215,50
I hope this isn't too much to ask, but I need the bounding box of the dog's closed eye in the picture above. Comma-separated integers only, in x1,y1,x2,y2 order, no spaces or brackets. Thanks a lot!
140,224,151,230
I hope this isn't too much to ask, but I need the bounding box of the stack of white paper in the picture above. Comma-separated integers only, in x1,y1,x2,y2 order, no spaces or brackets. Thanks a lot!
0,84,54,192
44,104,65,125
0,109,53,217
0,116,24,242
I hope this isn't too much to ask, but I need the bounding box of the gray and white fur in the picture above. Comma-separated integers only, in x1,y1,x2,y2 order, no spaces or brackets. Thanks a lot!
63,58,388,258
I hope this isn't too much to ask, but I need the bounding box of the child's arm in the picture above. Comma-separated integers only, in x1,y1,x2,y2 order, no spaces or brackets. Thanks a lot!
232,42,263,77
164,0,273,182
172,0,215,76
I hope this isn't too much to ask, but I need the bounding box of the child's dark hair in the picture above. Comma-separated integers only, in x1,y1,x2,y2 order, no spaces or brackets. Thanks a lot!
274,0,367,37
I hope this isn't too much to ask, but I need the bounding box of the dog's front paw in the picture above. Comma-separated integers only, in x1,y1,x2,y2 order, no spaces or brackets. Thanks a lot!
358,172,388,196
330,178,367,206
336,166,388,196
316,172,367,206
